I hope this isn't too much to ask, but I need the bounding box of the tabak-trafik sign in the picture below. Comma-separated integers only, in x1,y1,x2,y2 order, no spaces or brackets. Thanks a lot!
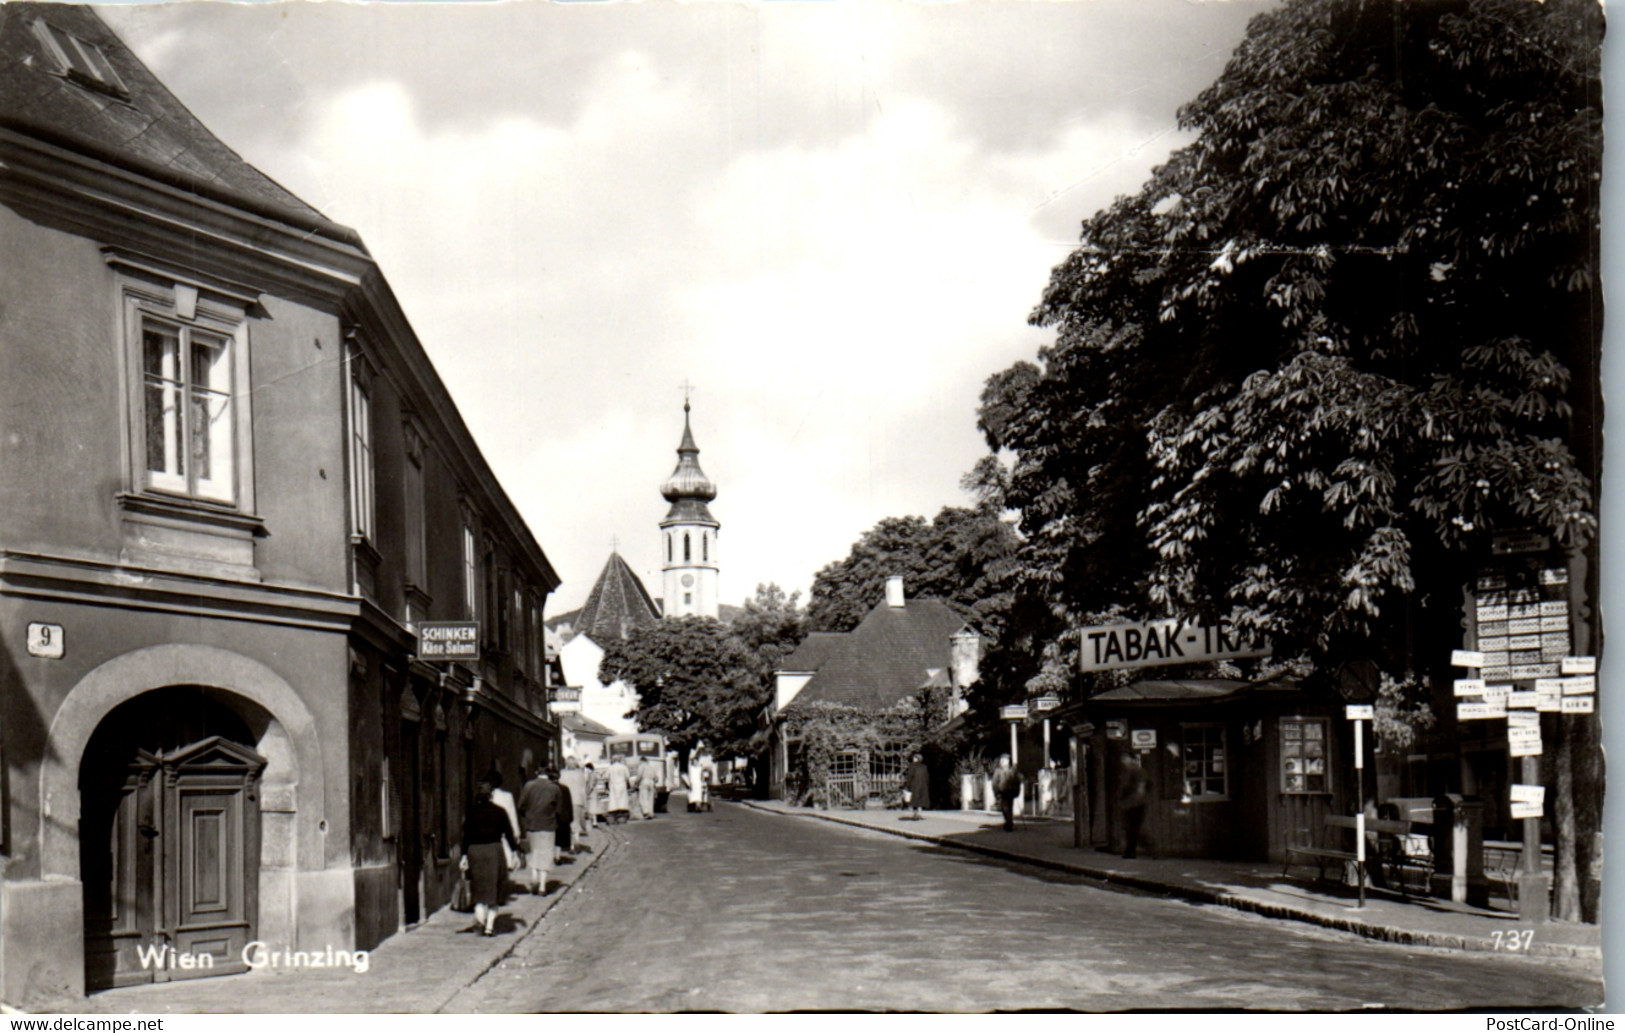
1079,618,1270,673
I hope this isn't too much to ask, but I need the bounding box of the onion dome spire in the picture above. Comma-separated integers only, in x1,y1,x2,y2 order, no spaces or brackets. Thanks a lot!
660,400,717,523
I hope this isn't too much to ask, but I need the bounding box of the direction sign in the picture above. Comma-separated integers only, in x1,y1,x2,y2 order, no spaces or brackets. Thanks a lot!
1561,656,1597,675
1453,678,1487,697
1345,705,1374,720
1001,704,1030,721
1560,676,1596,696
1451,649,1486,669
1030,695,1061,712
1130,729,1157,750
1561,696,1596,714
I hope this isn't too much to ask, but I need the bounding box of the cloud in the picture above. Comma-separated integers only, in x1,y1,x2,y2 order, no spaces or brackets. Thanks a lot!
98,0,1272,613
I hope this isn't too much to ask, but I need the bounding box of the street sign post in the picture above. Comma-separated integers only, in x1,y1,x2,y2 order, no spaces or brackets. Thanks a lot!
1001,704,1028,765
1347,705,1371,908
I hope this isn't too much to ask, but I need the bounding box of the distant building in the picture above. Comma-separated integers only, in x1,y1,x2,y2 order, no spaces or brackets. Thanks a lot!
768,577,979,805
0,4,558,1004
553,552,661,738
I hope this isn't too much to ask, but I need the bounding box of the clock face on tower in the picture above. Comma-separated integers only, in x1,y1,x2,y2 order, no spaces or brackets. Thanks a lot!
681,573,695,588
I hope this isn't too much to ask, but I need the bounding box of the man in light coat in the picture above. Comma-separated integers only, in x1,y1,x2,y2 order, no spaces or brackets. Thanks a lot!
637,754,663,819
559,755,591,850
606,755,633,824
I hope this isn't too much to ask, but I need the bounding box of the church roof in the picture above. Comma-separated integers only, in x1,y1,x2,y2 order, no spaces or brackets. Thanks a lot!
0,3,352,243
785,597,968,712
660,401,717,524
574,553,661,642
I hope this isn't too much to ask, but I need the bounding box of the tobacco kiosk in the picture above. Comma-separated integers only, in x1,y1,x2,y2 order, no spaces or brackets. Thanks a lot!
1057,678,1354,862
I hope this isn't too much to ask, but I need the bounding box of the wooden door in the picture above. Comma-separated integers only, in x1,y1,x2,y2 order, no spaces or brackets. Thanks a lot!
82,751,161,990
160,737,264,980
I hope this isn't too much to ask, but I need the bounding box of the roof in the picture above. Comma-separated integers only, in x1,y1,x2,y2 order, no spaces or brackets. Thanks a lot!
0,4,348,240
562,713,617,738
779,632,844,673
1091,679,1252,703
573,552,661,642
785,597,968,711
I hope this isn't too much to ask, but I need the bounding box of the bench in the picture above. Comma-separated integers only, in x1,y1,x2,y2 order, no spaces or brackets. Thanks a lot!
1481,840,1553,906
1284,815,1423,889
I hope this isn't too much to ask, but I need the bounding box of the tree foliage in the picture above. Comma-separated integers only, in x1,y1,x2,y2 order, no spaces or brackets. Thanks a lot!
598,584,809,767
986,0,1600,675
807,505,1019,634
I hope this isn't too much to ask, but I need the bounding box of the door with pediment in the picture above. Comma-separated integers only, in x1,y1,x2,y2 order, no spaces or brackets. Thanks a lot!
81,691,265,991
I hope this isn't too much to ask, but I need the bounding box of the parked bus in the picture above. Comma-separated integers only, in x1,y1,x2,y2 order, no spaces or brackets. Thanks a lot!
602,732,679,812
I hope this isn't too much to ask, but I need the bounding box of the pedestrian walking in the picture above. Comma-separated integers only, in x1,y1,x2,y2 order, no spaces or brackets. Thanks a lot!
559,755,591,851
991,754,1021,833
487,768,522,882
517,767,565,893
638,753,662,819
585,761,608,826
685,744,714,812
902,752,931,821
1119,753,1151,859
606,754,632,824
460,777,517,936
554,769,575,863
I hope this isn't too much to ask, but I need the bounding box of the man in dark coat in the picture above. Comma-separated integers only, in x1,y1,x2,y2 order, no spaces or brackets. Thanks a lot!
902,753,931,820
991,753,1021,832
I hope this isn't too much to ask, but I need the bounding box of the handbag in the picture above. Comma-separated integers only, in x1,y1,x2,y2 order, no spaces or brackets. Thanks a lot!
451,869,474,912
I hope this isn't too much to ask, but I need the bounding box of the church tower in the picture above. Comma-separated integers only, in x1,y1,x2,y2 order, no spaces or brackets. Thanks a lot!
660,400,719,618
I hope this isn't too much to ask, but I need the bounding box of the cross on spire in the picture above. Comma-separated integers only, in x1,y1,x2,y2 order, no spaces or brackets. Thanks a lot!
679,379,695,412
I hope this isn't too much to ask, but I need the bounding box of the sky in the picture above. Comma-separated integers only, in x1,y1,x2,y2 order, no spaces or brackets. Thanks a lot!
97,0,1276,616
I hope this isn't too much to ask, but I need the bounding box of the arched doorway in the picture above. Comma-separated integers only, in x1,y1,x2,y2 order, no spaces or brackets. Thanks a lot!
79,687,267,990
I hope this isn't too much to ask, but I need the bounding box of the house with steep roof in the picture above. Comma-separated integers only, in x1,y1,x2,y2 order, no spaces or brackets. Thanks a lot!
554,552,662,738
0,3,561,1002
768,577,980,805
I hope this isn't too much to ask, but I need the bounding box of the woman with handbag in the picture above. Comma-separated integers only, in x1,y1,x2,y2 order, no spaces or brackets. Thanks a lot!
460,777,517,936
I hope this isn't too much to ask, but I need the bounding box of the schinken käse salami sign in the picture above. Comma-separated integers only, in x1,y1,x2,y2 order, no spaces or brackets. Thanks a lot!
1079,619,1270,673
417,621,480,661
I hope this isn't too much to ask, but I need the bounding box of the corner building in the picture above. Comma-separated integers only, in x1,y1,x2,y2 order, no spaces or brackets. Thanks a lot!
0,4,559,1004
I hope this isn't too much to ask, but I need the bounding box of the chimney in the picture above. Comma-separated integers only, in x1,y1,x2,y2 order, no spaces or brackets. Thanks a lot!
885,576,906,608
950,629,981,689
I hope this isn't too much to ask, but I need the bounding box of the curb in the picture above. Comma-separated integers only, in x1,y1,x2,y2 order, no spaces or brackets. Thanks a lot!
740,802,1600,963
433,827,621,1010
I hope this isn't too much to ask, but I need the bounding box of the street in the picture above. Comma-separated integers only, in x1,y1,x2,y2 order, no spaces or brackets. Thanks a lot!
447,801,1603,1012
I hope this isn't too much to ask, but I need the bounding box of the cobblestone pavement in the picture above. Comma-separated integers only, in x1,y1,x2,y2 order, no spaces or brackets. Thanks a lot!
447,802,1603,1012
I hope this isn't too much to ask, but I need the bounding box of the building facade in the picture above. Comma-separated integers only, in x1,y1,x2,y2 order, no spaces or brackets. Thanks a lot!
0,4,558,1004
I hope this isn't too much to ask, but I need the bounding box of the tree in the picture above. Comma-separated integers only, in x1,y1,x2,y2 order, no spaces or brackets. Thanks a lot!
598,617,765,762
807,505,1019,634
984,0,1600,919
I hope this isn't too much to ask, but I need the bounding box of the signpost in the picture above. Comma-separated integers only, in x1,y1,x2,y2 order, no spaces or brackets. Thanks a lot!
1001,704,1028,765
1031,696,1060,769
1346,704,1373,908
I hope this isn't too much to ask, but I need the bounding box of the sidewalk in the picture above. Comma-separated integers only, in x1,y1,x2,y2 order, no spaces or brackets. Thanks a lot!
70,825,625,1014
742,800,1602,963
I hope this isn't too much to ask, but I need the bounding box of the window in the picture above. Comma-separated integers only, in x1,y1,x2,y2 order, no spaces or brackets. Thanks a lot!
33,20,128,98
1180,724,1227,800
134,305,243,505
461,522,478,619
684,533,691,562
403,421,427,588
683,592,693,607
482,540,498,646
1280,718,1329,794
666,534,672,563
347,348,375,539
703,533,708,562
